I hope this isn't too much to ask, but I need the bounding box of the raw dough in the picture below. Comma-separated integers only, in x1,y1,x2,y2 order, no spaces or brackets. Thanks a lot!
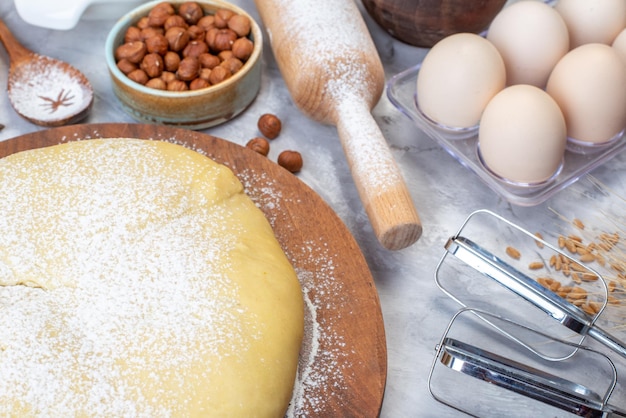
0,138,304,417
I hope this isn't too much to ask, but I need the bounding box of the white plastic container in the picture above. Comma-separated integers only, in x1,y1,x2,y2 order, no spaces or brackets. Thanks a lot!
14,0,143,30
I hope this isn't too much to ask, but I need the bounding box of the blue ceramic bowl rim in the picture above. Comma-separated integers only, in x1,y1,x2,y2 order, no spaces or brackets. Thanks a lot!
104,0,263,99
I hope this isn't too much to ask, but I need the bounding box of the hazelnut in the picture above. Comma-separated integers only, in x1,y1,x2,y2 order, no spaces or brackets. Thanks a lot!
198,52,220,69
124,26,142,43
145,34,168,55
127,68,149,85
176,56,200,81
179,2,204,25
208,65,231,85
231,37,253,61
214,8,235,28
147,2,175,27
212,29,237,52
165,26,190,51
190,77,210,90
136,16,150,30
163,51,181,72
257,113,282,139
183,40,208,58
277,150,303,173
220,57,242,74
227,15,251,37
164,14,188,31
167,79,188,91
146,77,167,90
140,53,164,78
117,58,137,75
204,27,219,50
161,71,177,83
197,15,215,31
140,27,164,41
187,25,205,41
115,41,147,64
198,67,212,81
217,50,234,61
246,137,270,156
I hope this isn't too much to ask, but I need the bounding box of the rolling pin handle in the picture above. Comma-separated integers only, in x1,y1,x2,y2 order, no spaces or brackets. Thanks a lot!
335,101,422,250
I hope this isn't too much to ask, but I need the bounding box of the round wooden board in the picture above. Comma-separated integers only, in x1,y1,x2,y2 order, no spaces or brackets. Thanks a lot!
2,123,387,417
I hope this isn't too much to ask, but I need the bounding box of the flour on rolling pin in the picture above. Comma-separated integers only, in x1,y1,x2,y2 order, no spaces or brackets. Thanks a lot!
256,0,422,249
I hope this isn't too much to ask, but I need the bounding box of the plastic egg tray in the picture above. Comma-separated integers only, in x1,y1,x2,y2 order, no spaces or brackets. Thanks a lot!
386,63,626,206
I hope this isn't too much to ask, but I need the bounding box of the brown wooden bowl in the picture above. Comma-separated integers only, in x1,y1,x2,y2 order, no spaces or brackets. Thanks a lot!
362,0,507,48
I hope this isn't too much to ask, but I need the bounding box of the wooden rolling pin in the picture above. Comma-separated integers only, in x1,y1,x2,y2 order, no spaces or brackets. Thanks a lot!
253,0,422,250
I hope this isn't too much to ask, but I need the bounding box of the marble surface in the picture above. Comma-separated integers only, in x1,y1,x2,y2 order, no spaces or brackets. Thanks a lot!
1,1,626,416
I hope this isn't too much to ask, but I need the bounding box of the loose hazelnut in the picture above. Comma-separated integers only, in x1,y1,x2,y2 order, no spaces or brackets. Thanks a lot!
176,56,200,81
212,29,237,52
227,15,251,37
127,68,149,85
147,2,175,27
214,8,235,28
257,113,282,139
179,2,204,25
115,41,147,64
140,53,164,78
124,26,142,43
167,79,188,91
277,150,303,173
117,58,137,75
190,77,210,90
146,77,167,90
198,52,220,69
163,51,181,72
208,65,231,85
183,40,208,58
164,14,188,31
246,137,270,156
165,26,190,51
145,34,169,55
231,37,253,61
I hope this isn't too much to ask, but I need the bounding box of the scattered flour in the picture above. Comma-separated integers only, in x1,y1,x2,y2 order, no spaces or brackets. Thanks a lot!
238,168,353,417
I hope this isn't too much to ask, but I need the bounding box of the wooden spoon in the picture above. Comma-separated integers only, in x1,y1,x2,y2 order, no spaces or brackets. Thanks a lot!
0,19,93,127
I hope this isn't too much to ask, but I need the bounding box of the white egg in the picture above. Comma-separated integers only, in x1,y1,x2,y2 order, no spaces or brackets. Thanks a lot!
555,0,626,47
416,33,506,129
613,28,626,64
479,84,566,185
487,0,569,88
546,43,626,145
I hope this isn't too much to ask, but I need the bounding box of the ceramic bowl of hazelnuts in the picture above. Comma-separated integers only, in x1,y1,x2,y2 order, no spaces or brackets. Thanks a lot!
105,0,262,129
